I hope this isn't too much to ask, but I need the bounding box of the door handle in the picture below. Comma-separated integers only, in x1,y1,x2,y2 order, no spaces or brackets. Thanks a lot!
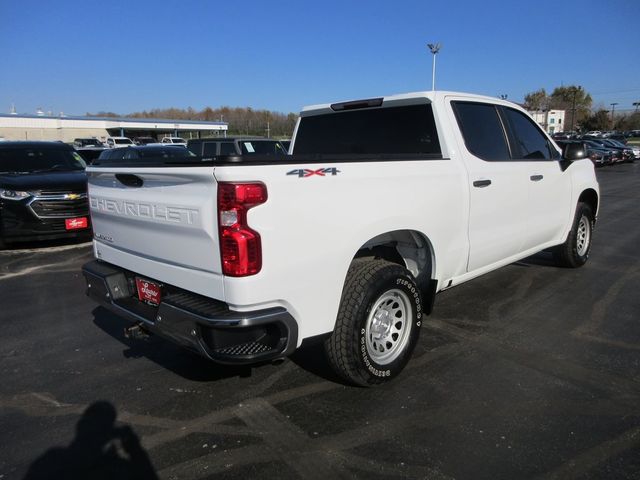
530,174,544,182
116,173,144,187
473,179,492,188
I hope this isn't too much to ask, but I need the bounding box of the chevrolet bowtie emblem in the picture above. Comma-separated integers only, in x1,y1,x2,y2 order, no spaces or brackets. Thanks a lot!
65,193,81,200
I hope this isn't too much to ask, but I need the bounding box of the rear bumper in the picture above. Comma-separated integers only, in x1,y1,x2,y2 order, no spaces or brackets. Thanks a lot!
82,260,298,365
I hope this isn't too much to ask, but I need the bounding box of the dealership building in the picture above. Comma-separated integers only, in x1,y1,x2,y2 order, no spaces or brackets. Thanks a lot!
0,113,228,142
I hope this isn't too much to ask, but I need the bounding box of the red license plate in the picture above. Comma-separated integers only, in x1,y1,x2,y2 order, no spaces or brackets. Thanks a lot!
135,278,162,306
65,217,88,230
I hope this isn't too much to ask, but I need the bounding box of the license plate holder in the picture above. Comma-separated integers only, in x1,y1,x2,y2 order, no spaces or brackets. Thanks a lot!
65,217,88,230
135,277,162,306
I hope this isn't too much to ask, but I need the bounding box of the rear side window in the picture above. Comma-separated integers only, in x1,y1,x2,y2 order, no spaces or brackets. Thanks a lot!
294,104,441,156
202,142,218,156
452,102,510,161
220,142,237,155
504,108,555,160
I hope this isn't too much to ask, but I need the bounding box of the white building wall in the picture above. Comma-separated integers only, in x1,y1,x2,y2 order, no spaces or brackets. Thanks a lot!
526,109,566,134
0,115,228,142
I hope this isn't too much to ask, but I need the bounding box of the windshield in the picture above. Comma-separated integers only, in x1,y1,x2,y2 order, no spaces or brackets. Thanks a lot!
239,141,287,155
115,138,133,145
76,139,102,147
0,147,86,173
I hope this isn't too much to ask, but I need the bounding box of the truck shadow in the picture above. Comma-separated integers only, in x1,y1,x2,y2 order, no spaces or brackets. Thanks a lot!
91,307,255,382
513,251,558,268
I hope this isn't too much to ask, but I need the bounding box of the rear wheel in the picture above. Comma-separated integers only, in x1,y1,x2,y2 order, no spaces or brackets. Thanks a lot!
324,259,423,386
554,202,594,268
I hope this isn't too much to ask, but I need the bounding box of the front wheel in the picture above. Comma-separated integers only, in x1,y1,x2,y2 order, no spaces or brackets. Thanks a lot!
324,259,423,386
554,202,594,268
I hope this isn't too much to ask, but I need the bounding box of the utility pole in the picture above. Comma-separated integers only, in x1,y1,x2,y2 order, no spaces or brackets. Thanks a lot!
610,102,618,129
427,43,441,91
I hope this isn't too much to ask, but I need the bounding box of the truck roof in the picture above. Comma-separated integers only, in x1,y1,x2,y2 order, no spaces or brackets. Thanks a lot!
301,91,512,116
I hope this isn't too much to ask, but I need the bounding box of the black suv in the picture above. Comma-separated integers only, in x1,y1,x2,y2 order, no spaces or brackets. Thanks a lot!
96,145,197,162
0,142,90,248
187,137,288,157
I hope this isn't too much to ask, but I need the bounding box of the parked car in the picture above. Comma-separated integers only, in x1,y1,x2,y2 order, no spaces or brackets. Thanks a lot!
73,138,104,148
584,139,626,163
96,145,197,162
551,132,577,140
105,137,134,149
161,137,187,146
603,133,627,144
133,137,157,145
0,141,90,248
75,146,107,165
601,139,635,162
555,140,611,167
585,131,603,138
187,137,288,156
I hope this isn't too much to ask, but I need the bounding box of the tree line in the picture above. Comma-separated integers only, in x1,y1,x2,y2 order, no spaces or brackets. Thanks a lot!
86,106,299,138
524,86,640,132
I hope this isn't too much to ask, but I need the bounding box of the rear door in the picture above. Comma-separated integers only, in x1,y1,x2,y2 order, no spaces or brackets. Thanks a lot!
449,99,530,272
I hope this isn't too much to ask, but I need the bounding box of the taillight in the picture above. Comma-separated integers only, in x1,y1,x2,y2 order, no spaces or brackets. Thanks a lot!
217,182,267,277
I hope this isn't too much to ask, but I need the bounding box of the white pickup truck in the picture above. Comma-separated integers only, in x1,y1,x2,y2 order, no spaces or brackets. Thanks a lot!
82,91,599,386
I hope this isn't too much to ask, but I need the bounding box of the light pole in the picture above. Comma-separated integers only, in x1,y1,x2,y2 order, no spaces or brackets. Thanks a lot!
610,102,618,129
427,43,441,91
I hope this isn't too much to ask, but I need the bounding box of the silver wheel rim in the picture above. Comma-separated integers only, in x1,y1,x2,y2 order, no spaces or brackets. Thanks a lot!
576,215,591,257
365,289,412,365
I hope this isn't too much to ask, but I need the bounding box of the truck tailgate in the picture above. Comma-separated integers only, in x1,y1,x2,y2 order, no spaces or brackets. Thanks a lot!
86,166,224,298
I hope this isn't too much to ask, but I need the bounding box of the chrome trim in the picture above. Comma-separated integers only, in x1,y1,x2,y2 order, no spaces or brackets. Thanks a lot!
26,192,89,219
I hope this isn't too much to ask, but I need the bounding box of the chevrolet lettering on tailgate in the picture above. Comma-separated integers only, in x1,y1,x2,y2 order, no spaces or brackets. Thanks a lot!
90,196,199,226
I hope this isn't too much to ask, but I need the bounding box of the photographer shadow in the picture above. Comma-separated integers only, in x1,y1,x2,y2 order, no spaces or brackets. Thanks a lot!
24,401,158,480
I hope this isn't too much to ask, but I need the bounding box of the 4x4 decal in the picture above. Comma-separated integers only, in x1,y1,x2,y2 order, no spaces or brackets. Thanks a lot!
287,168,341,178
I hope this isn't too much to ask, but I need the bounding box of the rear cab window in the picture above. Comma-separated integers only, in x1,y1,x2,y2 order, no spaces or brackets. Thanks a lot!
294,103,442,157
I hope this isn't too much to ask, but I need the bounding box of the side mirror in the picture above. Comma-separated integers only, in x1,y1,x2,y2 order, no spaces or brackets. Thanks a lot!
562,142,586,161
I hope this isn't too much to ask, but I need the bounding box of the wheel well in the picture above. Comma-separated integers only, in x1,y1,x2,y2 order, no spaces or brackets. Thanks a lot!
578,189,599,217
354,230,437,313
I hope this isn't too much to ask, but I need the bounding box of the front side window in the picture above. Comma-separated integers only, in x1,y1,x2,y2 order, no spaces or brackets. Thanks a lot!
504,108,553,160
452,102,510,161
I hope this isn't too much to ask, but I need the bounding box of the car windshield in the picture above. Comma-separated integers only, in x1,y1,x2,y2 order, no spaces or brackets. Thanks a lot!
0,147,86,173
115,138,132,145
77,139,102,147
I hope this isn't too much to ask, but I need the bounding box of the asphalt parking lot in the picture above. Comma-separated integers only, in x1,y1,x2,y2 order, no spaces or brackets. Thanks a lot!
1,163,639,480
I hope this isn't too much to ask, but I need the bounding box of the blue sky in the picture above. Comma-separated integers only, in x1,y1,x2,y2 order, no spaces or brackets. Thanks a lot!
1,0,639,116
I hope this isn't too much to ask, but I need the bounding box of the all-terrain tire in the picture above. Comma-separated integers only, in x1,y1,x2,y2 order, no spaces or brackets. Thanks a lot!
553,202,594,268
324,259,423,387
